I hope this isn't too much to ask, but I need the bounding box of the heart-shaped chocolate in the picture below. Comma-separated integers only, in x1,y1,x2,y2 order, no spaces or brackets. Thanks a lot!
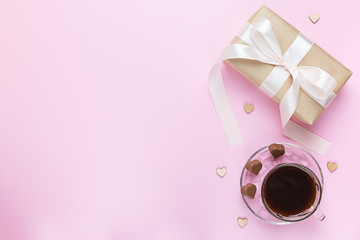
269,143,285,158
241,183,256,199
245,159,262,175
237,217,248,228
327,162,338,172
216,167,227,177
244,104,254,114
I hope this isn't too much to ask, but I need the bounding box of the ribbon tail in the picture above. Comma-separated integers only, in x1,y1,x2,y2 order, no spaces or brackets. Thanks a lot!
279,72,300,128
208,62,243,146
280,72,331,155
283,120,331,156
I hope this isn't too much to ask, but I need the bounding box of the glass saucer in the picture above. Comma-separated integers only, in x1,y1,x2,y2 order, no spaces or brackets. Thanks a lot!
240,143,324,225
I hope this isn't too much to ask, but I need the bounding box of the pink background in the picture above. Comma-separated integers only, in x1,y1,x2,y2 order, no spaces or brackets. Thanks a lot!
0,0,358,239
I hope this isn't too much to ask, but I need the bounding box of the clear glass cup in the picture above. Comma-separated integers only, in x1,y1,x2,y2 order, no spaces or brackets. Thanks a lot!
240,143,325,225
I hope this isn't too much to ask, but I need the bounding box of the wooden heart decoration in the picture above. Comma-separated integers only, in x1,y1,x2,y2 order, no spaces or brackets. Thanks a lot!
309,14,320,23
237,217,248,228
244,104,254,114
327,162,338,172
216,167,227,177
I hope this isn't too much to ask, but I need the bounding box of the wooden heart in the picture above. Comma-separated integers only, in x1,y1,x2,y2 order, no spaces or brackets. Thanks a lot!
327,162,338,172
244,104,254,114
309,14,320,23
237,217,248,228
216,167,227,177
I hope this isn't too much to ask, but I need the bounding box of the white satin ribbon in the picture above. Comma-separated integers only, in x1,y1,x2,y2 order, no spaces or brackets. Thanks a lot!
209,63,244,146
209,18,335,155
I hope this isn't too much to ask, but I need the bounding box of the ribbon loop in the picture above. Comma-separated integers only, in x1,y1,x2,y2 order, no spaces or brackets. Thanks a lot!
252,18,283,59
297,66,336,100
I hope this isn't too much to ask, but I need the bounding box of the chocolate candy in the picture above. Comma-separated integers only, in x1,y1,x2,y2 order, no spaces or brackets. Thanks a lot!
269,143,285,158
245,160,262,175
241,183,256,199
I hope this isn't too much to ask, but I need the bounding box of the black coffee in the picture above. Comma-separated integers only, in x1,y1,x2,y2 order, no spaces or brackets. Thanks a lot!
262,164,317,216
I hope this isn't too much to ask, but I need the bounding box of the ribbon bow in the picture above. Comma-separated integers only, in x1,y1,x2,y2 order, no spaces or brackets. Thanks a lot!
209,18,336,155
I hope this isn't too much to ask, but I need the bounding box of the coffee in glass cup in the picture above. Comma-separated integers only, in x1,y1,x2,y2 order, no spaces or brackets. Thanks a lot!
240,143,325,224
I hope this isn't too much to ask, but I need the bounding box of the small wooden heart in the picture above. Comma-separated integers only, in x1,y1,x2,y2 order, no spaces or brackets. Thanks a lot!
309,13,320,23
216,167,227,177
327,162,338,172
237,217,248,228
244,104,254,114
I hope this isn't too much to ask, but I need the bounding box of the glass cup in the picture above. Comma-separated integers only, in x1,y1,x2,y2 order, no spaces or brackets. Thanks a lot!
240,143,325,225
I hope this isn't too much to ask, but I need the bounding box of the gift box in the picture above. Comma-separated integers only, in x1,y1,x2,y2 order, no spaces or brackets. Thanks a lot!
226,6,352,125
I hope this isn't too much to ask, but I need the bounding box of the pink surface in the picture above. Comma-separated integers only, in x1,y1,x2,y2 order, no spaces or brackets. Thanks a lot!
0,0,358,239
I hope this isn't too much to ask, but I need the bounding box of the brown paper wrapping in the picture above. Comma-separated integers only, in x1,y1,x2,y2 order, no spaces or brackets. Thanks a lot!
226,6,352,125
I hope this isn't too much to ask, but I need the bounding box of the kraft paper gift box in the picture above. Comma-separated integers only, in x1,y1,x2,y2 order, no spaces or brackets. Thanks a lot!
225,6,352,125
